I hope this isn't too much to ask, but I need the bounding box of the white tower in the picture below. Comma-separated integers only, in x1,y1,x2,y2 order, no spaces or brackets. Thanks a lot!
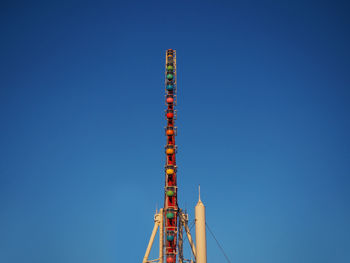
195,186,207,263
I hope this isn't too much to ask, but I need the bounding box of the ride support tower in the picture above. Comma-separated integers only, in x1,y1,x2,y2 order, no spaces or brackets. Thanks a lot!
142,49,207,263
164,49,178,263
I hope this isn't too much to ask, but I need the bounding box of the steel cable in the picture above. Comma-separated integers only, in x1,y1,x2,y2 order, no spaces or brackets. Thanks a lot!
205,222,232,263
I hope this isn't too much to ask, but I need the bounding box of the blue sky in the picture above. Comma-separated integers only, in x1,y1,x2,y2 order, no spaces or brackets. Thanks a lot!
1,0,349,262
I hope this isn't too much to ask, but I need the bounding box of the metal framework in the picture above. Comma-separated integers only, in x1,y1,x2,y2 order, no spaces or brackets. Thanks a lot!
143,50,205,263
164,49,178,263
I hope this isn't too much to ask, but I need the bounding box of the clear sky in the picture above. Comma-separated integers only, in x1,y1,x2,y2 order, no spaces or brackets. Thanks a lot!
1,1,349,262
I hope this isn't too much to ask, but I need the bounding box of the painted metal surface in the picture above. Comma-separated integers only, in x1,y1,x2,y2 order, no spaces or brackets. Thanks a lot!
143,50,206,263
143,209,163,263
195,193,207,263
164,49,178,263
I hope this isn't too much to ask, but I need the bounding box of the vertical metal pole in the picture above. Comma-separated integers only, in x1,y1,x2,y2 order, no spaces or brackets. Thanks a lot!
178,210,184,263
159,209,164,263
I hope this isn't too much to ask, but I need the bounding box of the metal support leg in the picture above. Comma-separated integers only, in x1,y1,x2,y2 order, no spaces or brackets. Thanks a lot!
179,211,196,260
159,209,164,263
178,210,184,263
143,211,163,263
